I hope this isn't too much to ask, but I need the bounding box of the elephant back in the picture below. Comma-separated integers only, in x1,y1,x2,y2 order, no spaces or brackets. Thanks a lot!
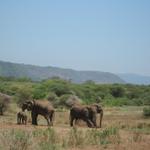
17,111,27,117
34,100,54,114
70,105,89,118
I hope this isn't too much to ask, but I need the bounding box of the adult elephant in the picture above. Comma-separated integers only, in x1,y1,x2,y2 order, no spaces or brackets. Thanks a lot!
22,100,55,126
70,104,103,128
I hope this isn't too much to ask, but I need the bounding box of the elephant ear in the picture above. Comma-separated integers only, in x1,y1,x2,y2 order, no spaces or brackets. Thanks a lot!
26,100,33,104
92,104,103,128
26,100,34,110
93,104,102,113
21,102,28,111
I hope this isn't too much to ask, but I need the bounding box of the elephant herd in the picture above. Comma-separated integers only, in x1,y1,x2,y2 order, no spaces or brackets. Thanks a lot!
17,100,103,128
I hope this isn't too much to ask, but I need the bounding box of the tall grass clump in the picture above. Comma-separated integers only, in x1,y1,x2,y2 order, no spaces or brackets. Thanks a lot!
67,127,85,148
0,129,31,150
33,127,60,150
86,127,120,146
65,127,120,149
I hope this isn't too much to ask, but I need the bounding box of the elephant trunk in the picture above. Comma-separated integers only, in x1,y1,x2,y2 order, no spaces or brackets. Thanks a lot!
99,109,103,128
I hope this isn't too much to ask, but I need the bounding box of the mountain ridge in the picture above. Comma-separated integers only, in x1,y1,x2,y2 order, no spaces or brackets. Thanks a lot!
0,60,124,84
118,73,150,85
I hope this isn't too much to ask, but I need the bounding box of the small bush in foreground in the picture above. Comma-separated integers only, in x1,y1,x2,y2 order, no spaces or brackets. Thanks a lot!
143,107,150,117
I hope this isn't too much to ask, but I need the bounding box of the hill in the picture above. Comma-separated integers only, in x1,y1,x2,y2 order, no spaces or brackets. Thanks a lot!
118,73,150,85
0,60,124,84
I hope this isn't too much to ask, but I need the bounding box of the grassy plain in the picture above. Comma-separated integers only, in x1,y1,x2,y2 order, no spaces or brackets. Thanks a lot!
0,105,150,150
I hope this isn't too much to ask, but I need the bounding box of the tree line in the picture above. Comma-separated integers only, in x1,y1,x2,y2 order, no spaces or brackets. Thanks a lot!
0,76,150,109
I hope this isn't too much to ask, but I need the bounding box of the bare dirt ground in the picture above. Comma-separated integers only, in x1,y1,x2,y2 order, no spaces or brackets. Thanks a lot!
0,106,150,150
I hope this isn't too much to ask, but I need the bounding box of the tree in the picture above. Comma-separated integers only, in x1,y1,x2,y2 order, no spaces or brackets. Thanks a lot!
59,94,82,108
16,87,32,106
47,92,59,107
110,86,125,98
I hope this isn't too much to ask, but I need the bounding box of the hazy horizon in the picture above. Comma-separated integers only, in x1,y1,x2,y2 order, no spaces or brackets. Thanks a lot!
0,1,150,76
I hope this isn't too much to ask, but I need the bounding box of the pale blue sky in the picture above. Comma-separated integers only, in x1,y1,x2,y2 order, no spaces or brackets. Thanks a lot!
0,0,150,75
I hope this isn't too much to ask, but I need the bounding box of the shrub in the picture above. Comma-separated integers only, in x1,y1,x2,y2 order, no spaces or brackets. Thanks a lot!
103,98,130,107
47,92,59,107
0,92,11,115
67,127,85,147
0,129,31,150
143,107,150,117
32,85,47,99
43,79,71,97
16,87,32,106
110,86,125,98
38,128,60,150
57,94,83,108
85,127,120,146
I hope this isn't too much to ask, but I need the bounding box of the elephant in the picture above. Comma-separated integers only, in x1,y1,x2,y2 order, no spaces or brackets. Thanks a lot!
22,100,55,126
70,104,103,128
17,111,27,125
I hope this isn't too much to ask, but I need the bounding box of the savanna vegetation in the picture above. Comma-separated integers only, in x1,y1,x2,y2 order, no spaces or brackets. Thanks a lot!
0,76,150,109
0,76,150,150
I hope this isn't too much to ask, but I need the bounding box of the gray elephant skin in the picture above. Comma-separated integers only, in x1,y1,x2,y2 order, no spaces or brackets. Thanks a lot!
22,100,55,126
70,104,103,128
17,111,27,125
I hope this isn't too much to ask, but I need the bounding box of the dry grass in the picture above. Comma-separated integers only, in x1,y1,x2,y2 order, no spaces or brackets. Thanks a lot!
0,105,150,150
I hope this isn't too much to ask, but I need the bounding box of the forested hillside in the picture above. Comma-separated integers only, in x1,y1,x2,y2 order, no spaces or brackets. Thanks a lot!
0,60,124,83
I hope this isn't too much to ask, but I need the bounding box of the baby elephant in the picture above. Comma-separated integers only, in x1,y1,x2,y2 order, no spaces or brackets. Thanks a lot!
17,111,27,125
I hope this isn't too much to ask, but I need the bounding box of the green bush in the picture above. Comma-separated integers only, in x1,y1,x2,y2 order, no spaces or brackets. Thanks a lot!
110,86,125,98
143,107,150,117
47,92,59,107
16,87,32,106
1,77,150,107
32,85,47,99
103,98,130,107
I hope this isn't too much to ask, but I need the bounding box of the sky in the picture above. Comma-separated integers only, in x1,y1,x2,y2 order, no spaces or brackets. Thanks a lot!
0,0,150,76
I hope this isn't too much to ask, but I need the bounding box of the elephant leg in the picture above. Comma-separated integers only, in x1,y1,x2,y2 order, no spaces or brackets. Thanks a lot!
35,114,38,125
18,118,21,124
25,117,27,125
70,116,75,127
83,118,93,128
49,112,54,126
20,117,23,124
17,116,20,124
91,115,97,128
19,118,21,124
31,112,38,125
19,117,21,124
75,119,79,125
44,115,50,126
20,117,22,124
22,117,25,124
23,118,25,124
75,119,82,125
83,110,93,128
